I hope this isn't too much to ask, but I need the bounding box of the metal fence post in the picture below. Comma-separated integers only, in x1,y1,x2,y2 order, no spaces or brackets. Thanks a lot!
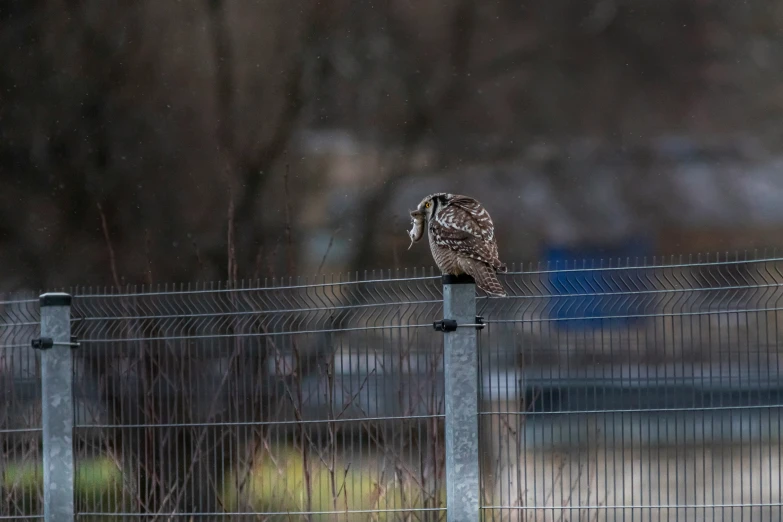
441,275,480,522
38,293,75,521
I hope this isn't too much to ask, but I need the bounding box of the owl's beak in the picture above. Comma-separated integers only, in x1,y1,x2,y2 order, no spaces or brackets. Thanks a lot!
410,210,424,219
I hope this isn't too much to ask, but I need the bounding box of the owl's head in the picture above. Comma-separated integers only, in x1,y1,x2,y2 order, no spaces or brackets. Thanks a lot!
410,192,450,222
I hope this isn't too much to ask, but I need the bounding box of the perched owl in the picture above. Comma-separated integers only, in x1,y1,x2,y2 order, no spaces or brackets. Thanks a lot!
408,193,507,296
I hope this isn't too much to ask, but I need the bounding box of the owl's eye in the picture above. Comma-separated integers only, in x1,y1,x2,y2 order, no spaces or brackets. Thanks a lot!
424,202,431,208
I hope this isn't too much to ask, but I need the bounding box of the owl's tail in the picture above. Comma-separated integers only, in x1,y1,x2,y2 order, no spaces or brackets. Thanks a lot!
462,259,507,297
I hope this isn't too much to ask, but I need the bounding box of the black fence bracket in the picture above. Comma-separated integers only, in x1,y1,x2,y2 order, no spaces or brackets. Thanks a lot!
475,316,485,330
31,336,80,350
433,318,458,332
433,317,485,332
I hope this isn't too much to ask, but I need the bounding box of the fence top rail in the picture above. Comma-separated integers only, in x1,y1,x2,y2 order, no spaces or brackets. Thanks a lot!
9,251,783,300
69,272,443,298
506,253,783,274
0,296,40,306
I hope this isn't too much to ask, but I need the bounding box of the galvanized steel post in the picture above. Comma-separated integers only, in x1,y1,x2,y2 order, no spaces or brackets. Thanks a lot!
441,275,480,522
39,293,75,521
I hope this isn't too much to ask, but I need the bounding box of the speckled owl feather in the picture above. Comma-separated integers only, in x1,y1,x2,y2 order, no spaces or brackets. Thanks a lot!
410,193,507,296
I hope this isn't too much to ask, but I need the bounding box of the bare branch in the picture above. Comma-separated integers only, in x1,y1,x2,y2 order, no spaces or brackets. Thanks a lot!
317,227,341,275
97,202,122,289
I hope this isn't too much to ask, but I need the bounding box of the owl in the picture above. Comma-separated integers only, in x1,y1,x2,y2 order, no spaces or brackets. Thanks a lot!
408,193,507,296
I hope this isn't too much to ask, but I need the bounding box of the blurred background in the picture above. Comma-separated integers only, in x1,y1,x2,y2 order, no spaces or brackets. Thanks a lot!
4,0,783,290
6,2,783,518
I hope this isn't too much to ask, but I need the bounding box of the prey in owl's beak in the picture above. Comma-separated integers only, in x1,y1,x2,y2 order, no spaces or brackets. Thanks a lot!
408,209,426,249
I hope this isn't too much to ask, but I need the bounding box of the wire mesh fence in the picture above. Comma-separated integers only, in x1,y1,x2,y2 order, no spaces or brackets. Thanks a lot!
480,254,783,521
2,254,783,520
69,271,446,520
0,293,43,519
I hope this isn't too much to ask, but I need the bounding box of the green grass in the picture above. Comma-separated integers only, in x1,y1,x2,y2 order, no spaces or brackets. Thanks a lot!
3,451,444,520
223,447,445,520
4,458,122,514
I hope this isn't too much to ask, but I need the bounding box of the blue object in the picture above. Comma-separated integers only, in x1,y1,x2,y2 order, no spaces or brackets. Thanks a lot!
544,238,653,329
